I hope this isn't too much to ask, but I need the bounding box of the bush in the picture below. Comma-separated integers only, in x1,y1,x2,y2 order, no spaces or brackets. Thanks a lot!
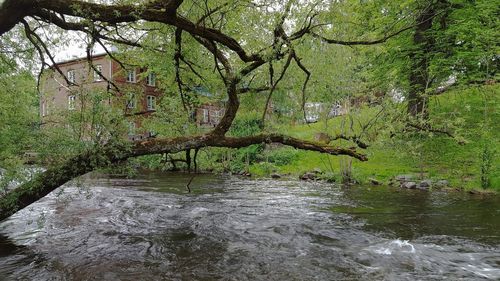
250,162,278,176
229,113,262,137
228,145,264,173
261,147,299,166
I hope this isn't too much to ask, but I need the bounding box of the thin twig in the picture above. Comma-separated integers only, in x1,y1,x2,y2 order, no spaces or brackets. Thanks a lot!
186,174,195,193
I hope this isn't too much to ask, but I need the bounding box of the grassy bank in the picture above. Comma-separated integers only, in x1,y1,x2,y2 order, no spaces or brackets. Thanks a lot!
246,84,499,191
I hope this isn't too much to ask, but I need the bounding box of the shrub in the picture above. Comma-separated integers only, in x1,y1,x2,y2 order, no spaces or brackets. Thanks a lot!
262,147,299,166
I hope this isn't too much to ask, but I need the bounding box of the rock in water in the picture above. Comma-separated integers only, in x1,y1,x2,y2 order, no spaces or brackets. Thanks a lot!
435,180,449,187
419,180,432,189
402,182,417,189
396,175,414,182
300,172,316,181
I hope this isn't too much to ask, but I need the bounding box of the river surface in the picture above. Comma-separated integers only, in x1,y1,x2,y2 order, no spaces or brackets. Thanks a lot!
0,172,499,280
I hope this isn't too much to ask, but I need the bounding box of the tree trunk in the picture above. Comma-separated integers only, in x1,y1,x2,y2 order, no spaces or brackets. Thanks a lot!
408,4,436,118
193,148,199,173
0,133,367,221
185,149,191,172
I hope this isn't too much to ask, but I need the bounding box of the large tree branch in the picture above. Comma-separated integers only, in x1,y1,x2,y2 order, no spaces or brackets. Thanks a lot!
191,35,239,137
329,134,369,149
261,52,293,127
32,0,260,63
32,10,163,53
214,134,367,160
0,0,32,36
406,122,454,138
308,24,415,46
0,0,261,63
0,133,366,221
237,86,270,94
174,27,188,111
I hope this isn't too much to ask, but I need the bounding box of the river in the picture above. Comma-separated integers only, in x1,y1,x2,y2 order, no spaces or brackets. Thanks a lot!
0,172,499,280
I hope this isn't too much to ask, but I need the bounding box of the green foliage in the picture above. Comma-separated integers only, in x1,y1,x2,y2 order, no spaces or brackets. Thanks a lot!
250,162,278,177
36,88,130,165
432,0,499,82
261,147,299,166
142,95,198,138
0,55,38,190
480,144,495,189
129,155,166,171
228,112,262,137
371,0,499,96
228,145,263,173
249,84,499,190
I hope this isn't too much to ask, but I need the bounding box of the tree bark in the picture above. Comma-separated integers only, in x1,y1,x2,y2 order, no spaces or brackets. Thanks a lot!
193,148,199,173
0,0,31,36
185,149,191,172
407,3,436,118
408,0,447,117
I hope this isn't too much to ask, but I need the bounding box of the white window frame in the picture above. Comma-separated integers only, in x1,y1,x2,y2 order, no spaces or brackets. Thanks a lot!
94,64,103,81
146,95,156,111
126,69,136,83
202,108,209,123
147,72,156,86
68,95,76,110
67,70,75,83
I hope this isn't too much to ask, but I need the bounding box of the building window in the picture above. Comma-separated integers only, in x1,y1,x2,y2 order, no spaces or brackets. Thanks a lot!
202,108,209,123
126,93,136,109
147,72,156,86
126,69,136,83
94,64,103,81
67,70,75,83
127,121,136,136
146,95,156,111
68,95,76,110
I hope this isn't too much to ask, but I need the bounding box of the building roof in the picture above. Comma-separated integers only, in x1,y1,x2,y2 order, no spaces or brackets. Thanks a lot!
53,46,118,66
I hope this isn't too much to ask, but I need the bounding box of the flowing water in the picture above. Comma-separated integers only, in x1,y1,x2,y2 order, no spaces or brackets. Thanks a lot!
0,172,499,280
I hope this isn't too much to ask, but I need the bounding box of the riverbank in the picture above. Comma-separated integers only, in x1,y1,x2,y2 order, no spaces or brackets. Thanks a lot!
245,84,499,192
129,84,498,193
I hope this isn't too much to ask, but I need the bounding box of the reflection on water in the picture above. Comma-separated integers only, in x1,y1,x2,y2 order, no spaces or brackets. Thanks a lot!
0,172,499,280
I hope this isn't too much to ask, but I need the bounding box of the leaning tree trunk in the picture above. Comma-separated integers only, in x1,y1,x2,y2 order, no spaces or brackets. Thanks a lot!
0,133,367,221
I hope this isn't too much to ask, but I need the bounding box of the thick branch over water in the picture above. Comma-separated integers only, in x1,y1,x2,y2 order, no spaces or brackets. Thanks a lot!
0,133,366,221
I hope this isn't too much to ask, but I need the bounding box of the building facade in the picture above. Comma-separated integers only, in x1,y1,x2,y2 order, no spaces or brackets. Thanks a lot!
304,100,350,123
40,54,162,140
195,103,225,127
